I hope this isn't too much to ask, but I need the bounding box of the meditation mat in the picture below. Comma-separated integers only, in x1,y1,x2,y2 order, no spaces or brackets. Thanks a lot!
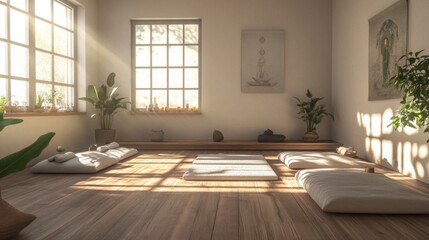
183,154,278,180
296,168,429,214
278,151,375,169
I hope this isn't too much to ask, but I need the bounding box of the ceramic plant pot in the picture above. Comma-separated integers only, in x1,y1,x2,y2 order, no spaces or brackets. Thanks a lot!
302,132,319,142
95,129,116,146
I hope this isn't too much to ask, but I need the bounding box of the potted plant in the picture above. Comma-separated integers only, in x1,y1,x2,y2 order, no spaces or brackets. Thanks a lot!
79,72,130,145
294,89,334,142
46,89,61,112
0,96,6,113
0,112,55,238
389,50,429,142
34,93,46,113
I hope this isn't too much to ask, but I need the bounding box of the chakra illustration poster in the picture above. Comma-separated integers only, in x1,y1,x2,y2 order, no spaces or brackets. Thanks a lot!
368,0,407,101
241,30,285,93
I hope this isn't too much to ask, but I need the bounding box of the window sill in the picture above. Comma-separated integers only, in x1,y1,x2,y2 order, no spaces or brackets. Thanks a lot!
131,110,202,115
3,111,86,117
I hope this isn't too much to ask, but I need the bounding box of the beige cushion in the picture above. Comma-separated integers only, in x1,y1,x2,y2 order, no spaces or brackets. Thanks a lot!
183,154,278,181
278,151,374,169
296,168,429,213
106,147,138,161
31,148,138,174
0,194,36,239
31,151,118,173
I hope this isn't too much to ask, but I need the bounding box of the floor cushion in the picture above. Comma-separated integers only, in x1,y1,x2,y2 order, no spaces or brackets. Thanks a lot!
278,151,374,169
296,168,429,214
31,148,138,174
183,154,278,181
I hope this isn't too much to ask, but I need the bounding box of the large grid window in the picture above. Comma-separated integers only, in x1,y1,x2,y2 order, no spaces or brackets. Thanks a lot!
131,19,201,113
0,0,76,113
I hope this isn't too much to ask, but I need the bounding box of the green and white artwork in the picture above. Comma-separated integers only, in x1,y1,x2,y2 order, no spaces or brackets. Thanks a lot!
368,0,407,101
241,30,285,93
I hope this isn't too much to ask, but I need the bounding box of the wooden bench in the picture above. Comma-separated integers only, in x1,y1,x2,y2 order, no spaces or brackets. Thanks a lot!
117,140,342,151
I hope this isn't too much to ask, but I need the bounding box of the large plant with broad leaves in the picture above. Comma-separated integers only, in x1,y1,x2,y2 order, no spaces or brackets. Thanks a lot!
79,72,130,130
389,50,429,142
294,89,334,133
0,112,55,178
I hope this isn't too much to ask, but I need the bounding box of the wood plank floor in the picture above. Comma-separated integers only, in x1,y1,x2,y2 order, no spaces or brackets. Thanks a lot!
2,151,429,240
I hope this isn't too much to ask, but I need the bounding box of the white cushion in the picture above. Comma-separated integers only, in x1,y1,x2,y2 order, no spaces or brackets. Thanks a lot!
31,151,118,173
106,147,138,161
183,154,278,181
278,151,374,169
296,168,429,214
31,148,138,174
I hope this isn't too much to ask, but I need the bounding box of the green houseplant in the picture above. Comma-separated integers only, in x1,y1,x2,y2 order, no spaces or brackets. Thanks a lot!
0,96,6,113
34,93,46,112
0,112,55,238
294,89,334,142
79,72,130,145
389,50,429,142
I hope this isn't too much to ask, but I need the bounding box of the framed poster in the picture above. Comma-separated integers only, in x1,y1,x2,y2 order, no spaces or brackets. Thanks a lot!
241,30,285,93
368,0,407,101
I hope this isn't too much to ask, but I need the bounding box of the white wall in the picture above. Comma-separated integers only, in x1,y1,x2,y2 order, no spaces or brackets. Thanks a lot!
0,0,98,163
95,0,333,141
332,0,429,183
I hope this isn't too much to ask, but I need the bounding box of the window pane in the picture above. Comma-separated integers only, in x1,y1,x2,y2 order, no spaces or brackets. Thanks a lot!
54,0,73,30
36,51,52,81
152,68,167,88
0,41,7,75
169,24,183,44
136,90,150,109
0,5,6,39
152,46,167,67
168,90,182,108
151,25,167,44
10,44,28,78
10,0,28,11
54,56,73,84
36,82,51,95
136,46,150,67
11,79,28,106
36,19,52,51
135,25,150,44
184,24,198,44
184,68,198,88
169,68,183,88
54,26,72,57
132,20,200,112
136,68,150,88
10,9,28,44
0,78,6,97
184,46,198,66
35,0,52,20
184,89,198,109
169,46,183,66
152,90,167,108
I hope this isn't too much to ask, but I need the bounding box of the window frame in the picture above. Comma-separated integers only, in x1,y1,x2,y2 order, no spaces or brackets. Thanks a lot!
0,0,78,113
130,19,202,114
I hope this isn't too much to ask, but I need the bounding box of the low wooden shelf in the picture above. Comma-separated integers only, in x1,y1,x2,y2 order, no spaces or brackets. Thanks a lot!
118,140,342,151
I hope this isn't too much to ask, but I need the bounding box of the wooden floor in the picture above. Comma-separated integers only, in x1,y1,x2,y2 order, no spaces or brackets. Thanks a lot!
2,151,429,240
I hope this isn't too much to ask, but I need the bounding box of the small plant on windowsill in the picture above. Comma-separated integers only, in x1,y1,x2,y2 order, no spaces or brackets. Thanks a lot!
389,50,429,142
79,72,131,145
34,93,46,113
46,89,62,112
0,96,6,113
